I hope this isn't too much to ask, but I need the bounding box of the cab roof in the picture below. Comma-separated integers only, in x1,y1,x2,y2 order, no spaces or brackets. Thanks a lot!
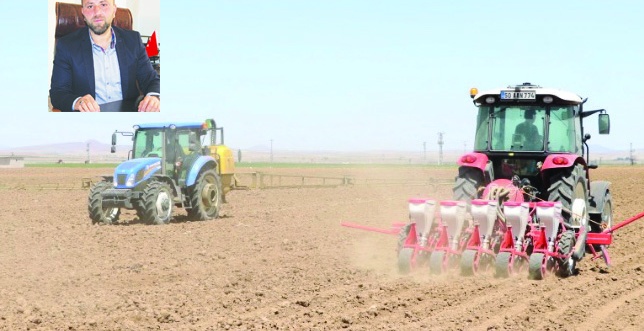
135,122,204,130
472,83,583,104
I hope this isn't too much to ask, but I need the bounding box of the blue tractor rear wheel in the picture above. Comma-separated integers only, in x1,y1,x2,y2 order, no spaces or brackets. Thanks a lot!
187,169,222,220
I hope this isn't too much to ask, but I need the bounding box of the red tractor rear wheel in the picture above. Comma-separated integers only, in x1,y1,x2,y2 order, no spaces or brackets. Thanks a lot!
547,164,588,224
590,193,612,233
453,167,484,204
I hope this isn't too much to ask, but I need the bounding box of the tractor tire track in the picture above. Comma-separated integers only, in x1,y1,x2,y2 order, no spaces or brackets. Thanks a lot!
571,284,644,331
2,166,644,330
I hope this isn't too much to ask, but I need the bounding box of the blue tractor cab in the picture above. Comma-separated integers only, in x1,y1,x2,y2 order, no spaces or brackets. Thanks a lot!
88,120,223,224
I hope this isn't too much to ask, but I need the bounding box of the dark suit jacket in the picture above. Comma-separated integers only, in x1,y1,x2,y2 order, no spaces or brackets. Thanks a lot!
50,26,160,112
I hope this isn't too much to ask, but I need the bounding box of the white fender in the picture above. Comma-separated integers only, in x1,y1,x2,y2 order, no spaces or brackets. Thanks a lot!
570,198,588,229
470,199,498,249
571,198,589,260
408,198,436,245
440,200,466,250
503,202,530,250
536,201,563,251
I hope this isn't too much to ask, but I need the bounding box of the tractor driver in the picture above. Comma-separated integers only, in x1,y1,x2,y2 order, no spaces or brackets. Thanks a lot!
514,109,542,150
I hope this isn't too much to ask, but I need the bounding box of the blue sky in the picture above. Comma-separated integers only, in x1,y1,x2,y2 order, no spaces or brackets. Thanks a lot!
0,1,642,152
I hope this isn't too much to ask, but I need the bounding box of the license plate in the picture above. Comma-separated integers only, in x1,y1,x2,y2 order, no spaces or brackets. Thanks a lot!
500,91,536,100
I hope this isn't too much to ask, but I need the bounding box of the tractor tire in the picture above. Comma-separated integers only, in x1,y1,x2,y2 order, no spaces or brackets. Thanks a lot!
140,180,173,225
547,164,588,223
556,230,577,277
495,252,512,278
187,169,222,221
429,251,446,275
396,223,413,273
590,193,613,233
453,167,484,204
528,253,546,280
396,223,412,253
460,249,478,276
135,201,146,222
590,193,612,252
88,181,120,225
397,248,414,274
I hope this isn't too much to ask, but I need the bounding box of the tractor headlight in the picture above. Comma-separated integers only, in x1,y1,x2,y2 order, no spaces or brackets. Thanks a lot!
126,173,136,187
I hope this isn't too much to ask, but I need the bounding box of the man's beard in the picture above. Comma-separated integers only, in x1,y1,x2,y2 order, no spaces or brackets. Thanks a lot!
87,19,111,35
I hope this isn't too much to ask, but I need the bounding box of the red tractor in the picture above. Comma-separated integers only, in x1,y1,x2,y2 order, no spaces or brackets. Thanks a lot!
454,82,612,278
342,82,636,280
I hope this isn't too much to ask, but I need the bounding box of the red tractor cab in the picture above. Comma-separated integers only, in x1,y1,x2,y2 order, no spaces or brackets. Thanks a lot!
455,82,612,233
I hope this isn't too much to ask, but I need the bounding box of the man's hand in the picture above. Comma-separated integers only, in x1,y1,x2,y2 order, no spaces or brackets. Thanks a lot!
138,95,160,112
75,94,100,112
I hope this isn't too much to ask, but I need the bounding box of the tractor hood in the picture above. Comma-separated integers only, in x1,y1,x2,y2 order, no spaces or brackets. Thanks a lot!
113,158,162,189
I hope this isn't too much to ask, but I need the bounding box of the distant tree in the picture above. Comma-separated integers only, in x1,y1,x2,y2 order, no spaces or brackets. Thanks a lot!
237,149,242,163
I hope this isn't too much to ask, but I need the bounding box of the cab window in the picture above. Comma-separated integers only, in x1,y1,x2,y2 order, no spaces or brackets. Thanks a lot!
547,106,577,153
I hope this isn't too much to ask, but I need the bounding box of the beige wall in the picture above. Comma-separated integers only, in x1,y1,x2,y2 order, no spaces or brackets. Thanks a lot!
0,157,25,168
47,0,161,82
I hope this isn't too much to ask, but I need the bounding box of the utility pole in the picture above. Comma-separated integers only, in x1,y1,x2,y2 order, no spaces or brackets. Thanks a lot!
270,139,274,163
86,142,90,164
423,141,427,163
437,132,444,166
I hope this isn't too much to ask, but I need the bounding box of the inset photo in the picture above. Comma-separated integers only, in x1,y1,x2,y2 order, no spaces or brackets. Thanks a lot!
48,0,160,112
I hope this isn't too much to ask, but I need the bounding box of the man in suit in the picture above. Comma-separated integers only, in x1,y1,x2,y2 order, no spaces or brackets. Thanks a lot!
50,0,160,112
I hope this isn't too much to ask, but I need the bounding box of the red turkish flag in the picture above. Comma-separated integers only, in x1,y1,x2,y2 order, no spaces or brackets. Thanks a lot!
145,31,159,57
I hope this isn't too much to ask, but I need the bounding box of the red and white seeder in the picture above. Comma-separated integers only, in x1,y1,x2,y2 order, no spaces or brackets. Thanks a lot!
343,83,644,279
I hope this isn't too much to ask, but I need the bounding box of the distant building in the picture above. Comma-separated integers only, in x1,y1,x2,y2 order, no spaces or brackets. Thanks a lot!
0,156,25,168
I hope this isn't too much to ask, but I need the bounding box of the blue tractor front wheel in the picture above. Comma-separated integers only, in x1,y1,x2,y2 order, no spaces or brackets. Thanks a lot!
140,180,173,225
88,181,120,225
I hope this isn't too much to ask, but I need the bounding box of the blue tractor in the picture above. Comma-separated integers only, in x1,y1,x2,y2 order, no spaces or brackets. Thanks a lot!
88,119,226,225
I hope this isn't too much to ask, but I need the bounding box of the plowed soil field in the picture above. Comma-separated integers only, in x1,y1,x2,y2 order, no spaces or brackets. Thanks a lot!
1,166,643,330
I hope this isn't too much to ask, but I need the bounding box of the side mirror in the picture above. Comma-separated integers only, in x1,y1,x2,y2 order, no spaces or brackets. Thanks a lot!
110,146,116,153
111,132,117,145
598,113,610,134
